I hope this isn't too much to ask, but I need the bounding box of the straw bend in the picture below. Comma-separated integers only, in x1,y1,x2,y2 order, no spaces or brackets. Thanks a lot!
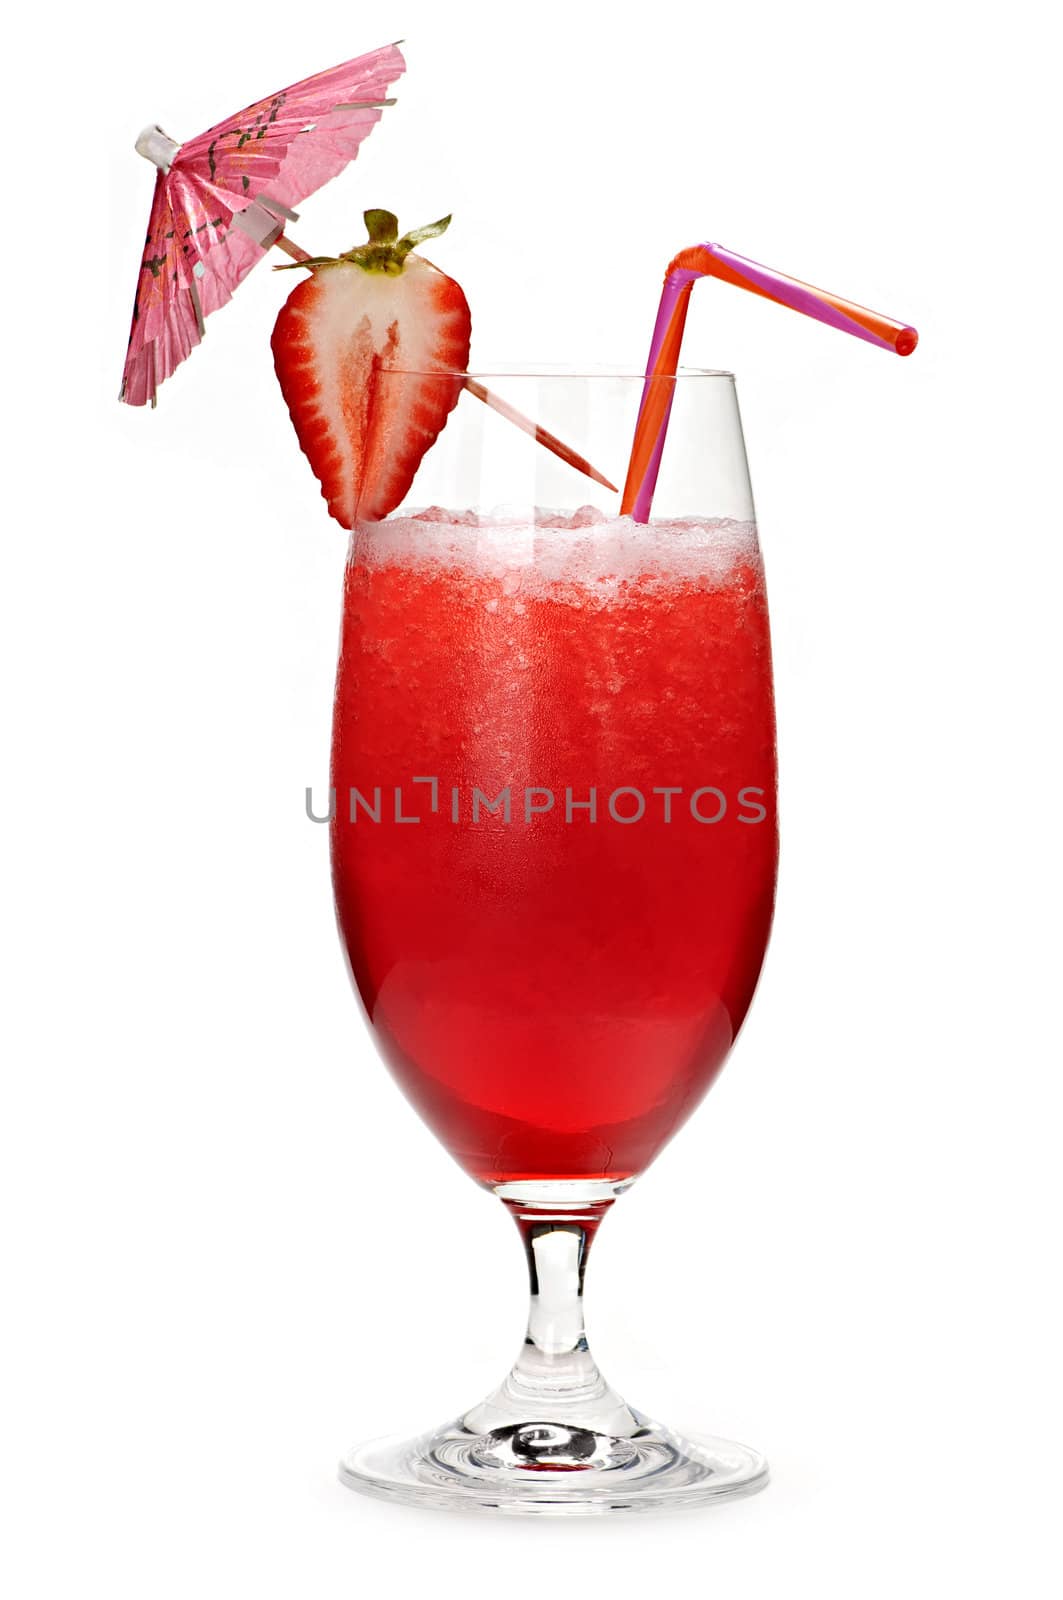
671,243,918,357
621,240,918,520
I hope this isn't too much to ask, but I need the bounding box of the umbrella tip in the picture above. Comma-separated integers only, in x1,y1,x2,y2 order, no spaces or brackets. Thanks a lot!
135,125,181,172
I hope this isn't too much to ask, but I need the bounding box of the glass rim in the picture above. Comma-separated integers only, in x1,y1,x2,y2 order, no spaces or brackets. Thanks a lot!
374,363,737,381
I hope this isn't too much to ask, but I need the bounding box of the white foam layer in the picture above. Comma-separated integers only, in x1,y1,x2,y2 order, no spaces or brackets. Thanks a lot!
351,506,760,597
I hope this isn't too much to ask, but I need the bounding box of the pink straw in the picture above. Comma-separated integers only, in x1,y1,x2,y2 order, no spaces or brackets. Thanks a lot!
622,241,918,521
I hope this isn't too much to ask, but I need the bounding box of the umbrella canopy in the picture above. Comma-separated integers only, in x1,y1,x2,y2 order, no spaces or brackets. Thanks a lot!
121,44,405,406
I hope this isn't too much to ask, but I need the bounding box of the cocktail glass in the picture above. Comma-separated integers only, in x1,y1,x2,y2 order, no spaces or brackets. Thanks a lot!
329,369,777,1513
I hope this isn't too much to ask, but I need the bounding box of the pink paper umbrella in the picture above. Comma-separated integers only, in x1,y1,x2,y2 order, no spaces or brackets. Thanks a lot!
120,45,405,406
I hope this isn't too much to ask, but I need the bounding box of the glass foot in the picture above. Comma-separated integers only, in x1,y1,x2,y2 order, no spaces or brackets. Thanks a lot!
339,1413,768,1516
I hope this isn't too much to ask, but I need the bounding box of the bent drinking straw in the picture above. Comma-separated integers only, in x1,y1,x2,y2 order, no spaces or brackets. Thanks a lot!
621,241,918,522
274,235,616,492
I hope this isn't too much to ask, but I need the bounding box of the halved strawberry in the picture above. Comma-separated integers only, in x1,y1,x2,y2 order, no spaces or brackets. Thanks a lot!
271,210,472,526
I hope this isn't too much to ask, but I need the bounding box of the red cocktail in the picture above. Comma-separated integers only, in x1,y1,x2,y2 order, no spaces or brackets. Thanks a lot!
331,508,776,1186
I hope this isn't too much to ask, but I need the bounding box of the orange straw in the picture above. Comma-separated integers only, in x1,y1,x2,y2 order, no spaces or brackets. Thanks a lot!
621,241,918,520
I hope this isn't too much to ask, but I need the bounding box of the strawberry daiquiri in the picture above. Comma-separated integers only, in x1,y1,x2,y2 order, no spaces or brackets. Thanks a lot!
124,40,911,1501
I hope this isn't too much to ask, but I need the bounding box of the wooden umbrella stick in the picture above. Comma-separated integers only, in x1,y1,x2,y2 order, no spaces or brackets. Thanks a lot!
271,233,617,493
272,232,316,265
461,377,616,492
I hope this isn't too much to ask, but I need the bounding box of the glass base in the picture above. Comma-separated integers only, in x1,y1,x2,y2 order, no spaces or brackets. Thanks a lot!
339,1412,768,1516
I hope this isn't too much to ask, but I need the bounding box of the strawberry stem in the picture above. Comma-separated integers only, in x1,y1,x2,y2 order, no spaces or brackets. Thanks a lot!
272,210,453,275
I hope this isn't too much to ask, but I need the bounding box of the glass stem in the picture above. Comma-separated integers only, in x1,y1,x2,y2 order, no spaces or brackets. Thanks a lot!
462,1198,642,1440
509,1202,606,1403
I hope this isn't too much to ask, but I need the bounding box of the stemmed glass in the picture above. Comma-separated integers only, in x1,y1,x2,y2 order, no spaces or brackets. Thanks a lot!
328,369,777,1513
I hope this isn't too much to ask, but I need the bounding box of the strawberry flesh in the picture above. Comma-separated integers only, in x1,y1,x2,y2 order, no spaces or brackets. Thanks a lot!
271,213,472,527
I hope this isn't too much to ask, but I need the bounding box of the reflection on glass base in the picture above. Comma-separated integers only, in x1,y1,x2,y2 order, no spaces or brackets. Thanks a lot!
339,1414,768,1516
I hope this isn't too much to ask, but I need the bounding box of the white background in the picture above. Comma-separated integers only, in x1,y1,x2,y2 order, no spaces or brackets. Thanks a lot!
3,0,1061,1593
